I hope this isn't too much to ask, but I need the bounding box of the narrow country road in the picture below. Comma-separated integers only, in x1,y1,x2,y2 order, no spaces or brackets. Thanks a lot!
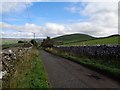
40,50,120,88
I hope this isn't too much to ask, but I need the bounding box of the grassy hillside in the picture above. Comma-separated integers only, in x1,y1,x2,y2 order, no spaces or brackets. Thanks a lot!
52,34,95,44
63,35,120,46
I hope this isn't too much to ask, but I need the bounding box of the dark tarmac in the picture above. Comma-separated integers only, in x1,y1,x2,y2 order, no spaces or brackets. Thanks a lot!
40,50,120,88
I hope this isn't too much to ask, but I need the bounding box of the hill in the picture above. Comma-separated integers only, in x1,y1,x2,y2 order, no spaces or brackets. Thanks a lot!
52,34,120,46
63,34,120,46
52,33,95,44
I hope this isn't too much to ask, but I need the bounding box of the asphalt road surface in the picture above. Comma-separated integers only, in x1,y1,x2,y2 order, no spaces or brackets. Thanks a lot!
40,50,120,88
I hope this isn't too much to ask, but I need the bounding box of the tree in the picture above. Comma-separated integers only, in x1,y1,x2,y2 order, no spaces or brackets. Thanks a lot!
41,36,54,48
18,41,24,43
30,39,38,47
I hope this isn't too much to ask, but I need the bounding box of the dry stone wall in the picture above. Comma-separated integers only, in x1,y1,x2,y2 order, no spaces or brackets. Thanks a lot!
56,45,120,61
0,47,32,81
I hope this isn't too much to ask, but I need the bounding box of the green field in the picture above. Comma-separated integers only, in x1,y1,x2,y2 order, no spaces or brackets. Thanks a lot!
0,39,19,49
63,35,120,46
0,39,18,45
2,40,18,45
0,38,31,45
52,34,120,46
1,38,31,49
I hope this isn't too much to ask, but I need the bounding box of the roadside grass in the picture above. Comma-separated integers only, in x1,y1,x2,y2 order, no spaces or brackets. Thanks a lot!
9,48,49,88
63,36,120,46
45,48,120,82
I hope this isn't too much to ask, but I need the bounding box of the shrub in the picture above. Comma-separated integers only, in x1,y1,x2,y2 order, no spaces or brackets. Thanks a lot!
30,39,38,47
41,37,54,48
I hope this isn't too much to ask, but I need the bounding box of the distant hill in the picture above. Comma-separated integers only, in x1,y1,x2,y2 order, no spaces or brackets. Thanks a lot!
52,33,95,44
0,38,31,45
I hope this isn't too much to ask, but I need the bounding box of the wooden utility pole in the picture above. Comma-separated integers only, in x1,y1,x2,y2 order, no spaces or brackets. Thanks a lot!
34,33,35,40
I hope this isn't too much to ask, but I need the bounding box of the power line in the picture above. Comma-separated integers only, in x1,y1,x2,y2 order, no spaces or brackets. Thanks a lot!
25,1,36,39
25,1,32,24
34,32,35,40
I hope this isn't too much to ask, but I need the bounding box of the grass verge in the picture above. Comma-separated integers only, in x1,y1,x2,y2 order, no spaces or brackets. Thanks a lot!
45,48,120,83
9,48,49,88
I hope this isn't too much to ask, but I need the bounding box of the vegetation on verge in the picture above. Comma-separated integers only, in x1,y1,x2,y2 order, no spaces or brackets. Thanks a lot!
45,47,120,82
9,48,49,88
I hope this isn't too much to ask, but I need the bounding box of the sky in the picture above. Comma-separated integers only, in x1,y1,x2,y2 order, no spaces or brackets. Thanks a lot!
0,0,119,38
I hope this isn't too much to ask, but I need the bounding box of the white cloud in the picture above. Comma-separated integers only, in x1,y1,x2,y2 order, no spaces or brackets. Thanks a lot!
81,2,117,16
1,21,118,38
44,23,66,35
0,0,118,2
68,22,118,37
91,12,118,28
1,2,119,38
0,22,42,33
65,2,118,37
65,6,79,13
0,2,32,14
1,32,35,38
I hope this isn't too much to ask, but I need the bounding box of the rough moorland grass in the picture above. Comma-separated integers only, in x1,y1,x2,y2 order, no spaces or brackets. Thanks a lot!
9,48,49,88
63,36,120,46
45,48,120,82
